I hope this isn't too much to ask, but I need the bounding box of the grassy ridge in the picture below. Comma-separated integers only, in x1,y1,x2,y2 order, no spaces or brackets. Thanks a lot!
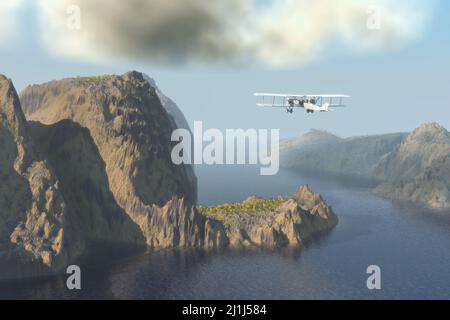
197,197,285,221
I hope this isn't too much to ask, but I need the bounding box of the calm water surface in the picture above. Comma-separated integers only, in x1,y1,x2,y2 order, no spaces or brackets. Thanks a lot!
1,166,450,299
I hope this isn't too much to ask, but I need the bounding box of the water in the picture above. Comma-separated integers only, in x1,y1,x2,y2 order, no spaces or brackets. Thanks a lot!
1,166,450,299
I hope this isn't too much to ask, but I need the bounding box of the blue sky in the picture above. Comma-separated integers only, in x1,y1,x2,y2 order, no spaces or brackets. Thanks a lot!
1,0,450,138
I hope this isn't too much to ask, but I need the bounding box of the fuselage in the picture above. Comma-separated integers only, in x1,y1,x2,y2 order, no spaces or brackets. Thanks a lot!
287,99,330,113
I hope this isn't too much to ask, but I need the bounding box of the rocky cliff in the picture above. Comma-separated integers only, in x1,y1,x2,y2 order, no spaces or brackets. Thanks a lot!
142,74,191,132
0,75,74,280
281,129,406,180
19,71,201,248
198,185,338,248
0,72,209,280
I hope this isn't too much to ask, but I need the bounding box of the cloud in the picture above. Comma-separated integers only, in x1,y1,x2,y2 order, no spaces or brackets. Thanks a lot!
38,0,248,64
37,0,435,68
0,0,24,46
248,0,435,67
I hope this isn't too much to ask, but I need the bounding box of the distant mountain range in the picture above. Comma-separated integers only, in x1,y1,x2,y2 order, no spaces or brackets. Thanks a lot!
281,123,450,209
280,129,407,181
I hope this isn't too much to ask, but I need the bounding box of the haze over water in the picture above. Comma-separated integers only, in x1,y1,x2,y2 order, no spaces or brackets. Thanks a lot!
1,166,450,299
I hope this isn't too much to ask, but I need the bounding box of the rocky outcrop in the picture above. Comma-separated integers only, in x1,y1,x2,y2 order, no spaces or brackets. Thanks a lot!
198,185,338,248
281,129,406,180
137,197,207,248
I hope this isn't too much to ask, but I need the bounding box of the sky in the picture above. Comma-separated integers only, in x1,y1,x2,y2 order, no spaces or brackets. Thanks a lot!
1,0,449,138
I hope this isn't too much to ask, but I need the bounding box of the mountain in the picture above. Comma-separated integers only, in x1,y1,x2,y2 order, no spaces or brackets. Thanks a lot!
280,129,341,152
19,72,202,248
20,71,197,205
374,123,450,181
281,129,407,180
374,123,450,208
282,124,450,209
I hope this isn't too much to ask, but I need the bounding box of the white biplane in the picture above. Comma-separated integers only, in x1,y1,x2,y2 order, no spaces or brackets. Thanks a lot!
254,93,351,114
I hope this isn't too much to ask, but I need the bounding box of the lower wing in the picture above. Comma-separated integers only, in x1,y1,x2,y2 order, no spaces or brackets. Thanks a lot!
256,103,304,108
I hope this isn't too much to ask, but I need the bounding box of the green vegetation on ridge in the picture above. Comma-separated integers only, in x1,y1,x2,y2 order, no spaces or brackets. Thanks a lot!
197,196,286,221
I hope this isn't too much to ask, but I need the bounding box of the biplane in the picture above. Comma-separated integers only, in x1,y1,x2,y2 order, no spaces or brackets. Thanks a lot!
254,93,351,114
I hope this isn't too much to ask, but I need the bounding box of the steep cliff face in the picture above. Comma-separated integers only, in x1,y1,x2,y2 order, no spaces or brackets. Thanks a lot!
20,71,198,247
0,75,74,280
198,185,338,248
142,73,197,184
142,74,191,132
27,120,145,246
281,129,406,180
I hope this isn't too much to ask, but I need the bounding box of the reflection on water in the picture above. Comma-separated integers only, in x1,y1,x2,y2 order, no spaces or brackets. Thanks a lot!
1,166,450,299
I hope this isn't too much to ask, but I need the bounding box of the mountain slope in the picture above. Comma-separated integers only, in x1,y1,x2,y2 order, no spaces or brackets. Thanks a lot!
374,123,450,181
374,123,450,208
281,130,406,180
281,124,450,209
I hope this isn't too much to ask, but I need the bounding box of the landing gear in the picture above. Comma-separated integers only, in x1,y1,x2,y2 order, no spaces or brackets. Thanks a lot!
286,107,293,114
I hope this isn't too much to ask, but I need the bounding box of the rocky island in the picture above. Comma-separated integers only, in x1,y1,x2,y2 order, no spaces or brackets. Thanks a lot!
198,185,338,248
0,72,338,281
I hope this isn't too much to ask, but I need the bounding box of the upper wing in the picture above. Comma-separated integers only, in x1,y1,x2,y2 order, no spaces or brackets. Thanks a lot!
254,93,351,98
254,93,288,108
254,93,350,108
